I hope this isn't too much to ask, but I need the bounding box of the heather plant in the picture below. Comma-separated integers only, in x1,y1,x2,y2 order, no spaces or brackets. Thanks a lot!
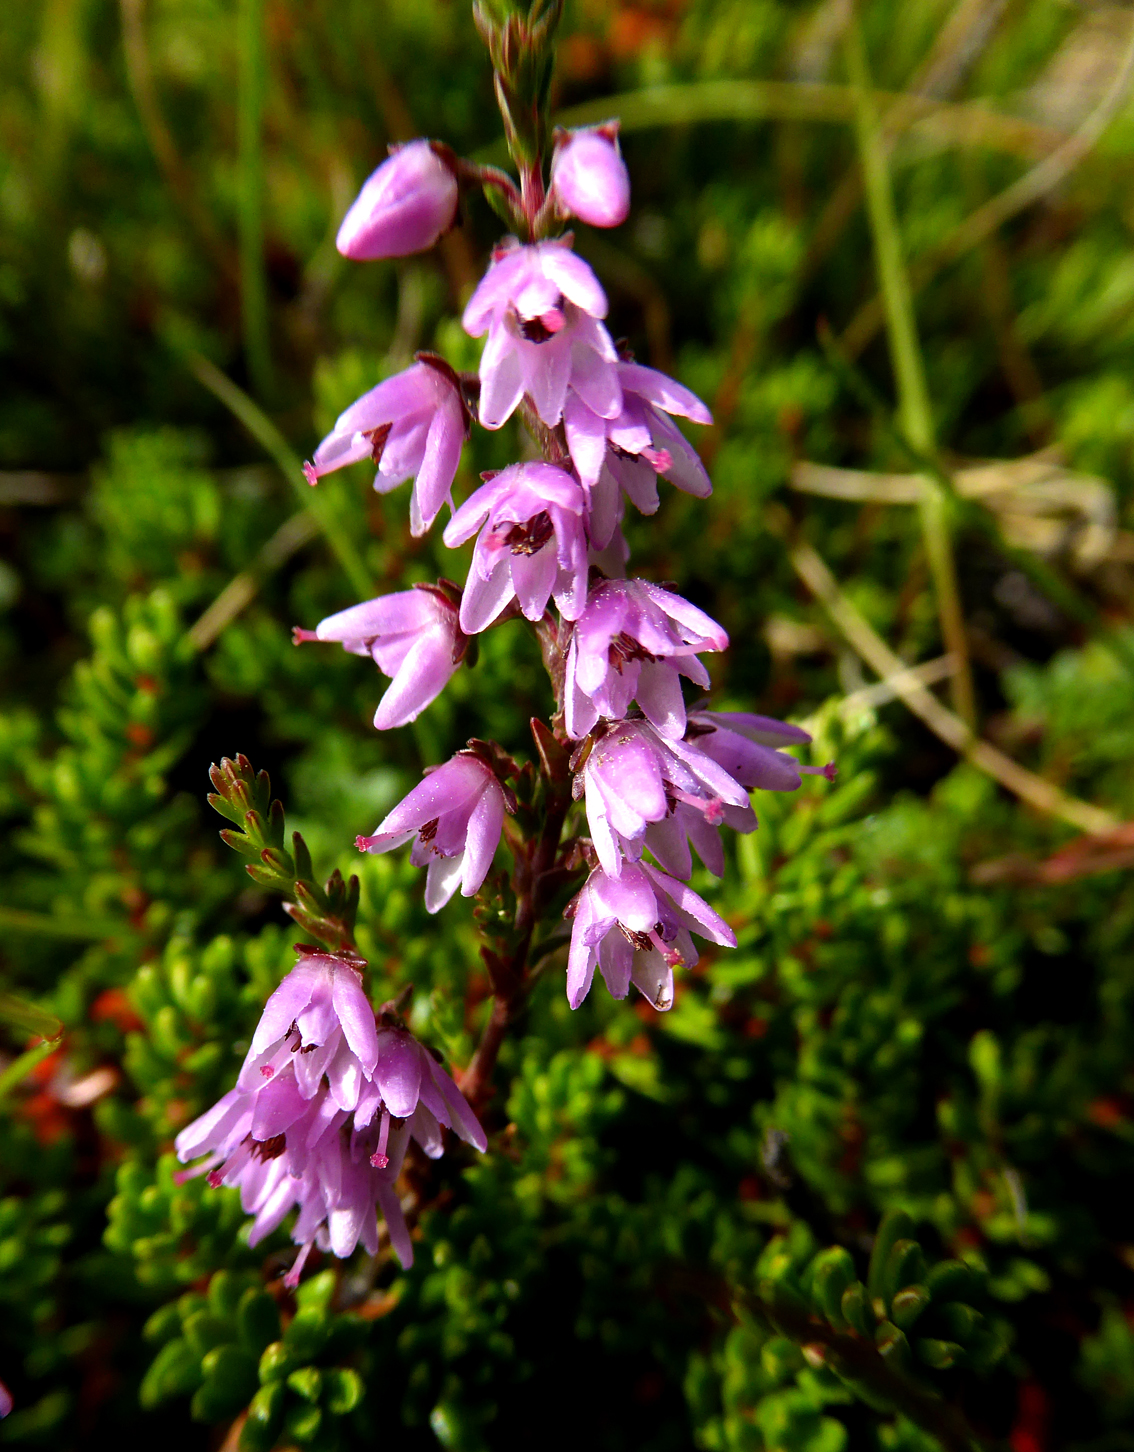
5,2,1134,1451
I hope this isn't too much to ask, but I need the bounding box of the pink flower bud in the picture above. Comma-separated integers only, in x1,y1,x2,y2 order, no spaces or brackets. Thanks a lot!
550,125,630,229
337,139,459,260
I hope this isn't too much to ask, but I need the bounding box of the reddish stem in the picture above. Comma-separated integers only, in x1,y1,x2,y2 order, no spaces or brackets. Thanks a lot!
459,740,572,1109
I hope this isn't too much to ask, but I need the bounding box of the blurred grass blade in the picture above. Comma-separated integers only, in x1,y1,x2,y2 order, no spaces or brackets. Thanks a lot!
816,322,1134,683
119,0,232,278
547,81,1063,161
186,352,371,599
0,906,124,940
0,993,63,1045
841,13,1134,360
186,509,320,651
766,504,1119,837
237,0,273,398
0,1041,62,1106
844,9,975,729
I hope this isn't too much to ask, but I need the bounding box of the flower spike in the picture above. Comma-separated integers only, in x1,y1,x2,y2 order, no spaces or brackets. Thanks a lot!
175,950,485,1277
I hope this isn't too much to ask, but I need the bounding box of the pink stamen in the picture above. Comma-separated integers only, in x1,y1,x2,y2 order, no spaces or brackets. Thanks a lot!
283,1240,314,1290
292,627,320,645
207,1169,223,1188
648,929,683,968
356,834,378,851
370,1109,391,1170
260,1065,274,1078
539,307,565,334
302,462,319,487
801,762,838,782
642,446,672,474
173,1160,215,1185
672,789,724,824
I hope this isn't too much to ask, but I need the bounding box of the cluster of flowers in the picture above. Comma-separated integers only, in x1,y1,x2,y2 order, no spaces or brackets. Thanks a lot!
180,118,831,1282
298,127,833,1013
176,949,486,1272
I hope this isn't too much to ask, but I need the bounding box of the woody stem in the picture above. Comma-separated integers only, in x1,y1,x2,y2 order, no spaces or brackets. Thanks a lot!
461,758,572,1108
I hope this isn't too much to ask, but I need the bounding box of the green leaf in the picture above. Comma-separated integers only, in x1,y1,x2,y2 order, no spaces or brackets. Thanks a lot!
287,1366,323,1403
258,1341,294,1384
915,1338,966,1371
240,1382,286,1452
140,1337,204,1408
891,1284,931,1331
237,1288,281,1356
840,1282,874,1337
866,1211,914,1301
323,1367,364,1416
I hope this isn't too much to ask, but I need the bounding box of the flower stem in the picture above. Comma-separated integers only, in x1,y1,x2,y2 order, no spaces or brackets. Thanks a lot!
844,8,975,728
462,727,573,1108
737,1286,986,1452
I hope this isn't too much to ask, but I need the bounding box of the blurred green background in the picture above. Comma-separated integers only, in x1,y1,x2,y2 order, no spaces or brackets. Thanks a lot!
6,1,1134,1448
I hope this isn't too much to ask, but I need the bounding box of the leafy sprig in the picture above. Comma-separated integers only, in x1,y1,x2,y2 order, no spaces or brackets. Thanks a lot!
207,755,358,954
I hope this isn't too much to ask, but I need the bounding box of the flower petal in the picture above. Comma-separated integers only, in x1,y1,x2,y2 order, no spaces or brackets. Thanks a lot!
620,362,712,425
478,321,526,429
374,627,458,730
425,852,465,912
564,392,608,487
331,964,380,1072
460,781,504,897
375,1030,423,1118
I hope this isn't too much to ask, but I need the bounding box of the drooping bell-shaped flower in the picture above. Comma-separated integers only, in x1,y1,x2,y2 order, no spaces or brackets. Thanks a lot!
564,578,728,740
442,462,589,632
303,357,468,536
337,140,459,260
565,860,736,1012
564,362,712,547
369,1023,488,1164
462,238,621,430
549,124,631,229
576,719,752,878
357,747,514,912
174,952,485,1278
294,583,467,729
686,710,836,791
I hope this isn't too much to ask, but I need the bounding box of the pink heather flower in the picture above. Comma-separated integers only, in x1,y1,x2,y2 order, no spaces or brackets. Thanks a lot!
369,1024,487,1159
564,578,728,741
336,140,459,260
550,125,631,228
565,860,736,1012
0,1382,10,1419
302,358,468,537
174,952,485,1276
294,584,467,730
564,363,712,546
462,238,621,430
687,710,836,791
442,462,588,632
577,719,752,879
357,749,513,912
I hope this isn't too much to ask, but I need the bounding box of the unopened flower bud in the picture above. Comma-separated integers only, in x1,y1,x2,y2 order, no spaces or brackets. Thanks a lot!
550,125,630,229
337,139,459,260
